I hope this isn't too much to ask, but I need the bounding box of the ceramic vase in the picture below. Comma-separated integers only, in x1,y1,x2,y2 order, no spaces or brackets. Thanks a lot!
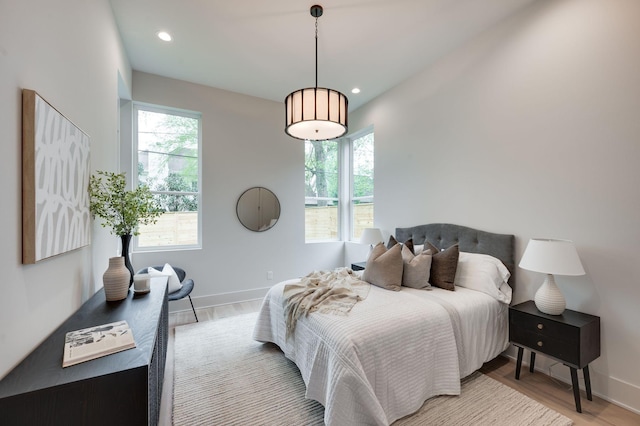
103,256,130,301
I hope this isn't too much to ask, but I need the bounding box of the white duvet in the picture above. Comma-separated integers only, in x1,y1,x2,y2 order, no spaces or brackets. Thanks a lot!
253,280,509,425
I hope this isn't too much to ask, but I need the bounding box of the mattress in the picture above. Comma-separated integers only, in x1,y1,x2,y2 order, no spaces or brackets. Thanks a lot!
253,279,509,425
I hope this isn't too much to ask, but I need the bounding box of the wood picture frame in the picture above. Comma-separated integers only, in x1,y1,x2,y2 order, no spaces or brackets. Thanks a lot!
22,89,91,264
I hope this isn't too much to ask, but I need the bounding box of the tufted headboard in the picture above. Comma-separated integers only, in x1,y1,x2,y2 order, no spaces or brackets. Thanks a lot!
395,223,516,290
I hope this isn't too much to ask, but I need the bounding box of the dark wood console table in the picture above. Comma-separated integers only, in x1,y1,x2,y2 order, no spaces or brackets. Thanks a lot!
0,280,168,425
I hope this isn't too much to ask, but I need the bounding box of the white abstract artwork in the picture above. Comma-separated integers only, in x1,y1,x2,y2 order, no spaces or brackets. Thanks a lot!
22,90,91,264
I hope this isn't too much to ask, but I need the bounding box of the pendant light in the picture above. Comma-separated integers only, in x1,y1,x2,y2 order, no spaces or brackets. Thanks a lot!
284,5,348,141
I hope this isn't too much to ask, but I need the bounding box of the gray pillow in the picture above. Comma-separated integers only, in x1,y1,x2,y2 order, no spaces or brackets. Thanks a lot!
401,245,432,289
428,243,459,291
362,243,403,291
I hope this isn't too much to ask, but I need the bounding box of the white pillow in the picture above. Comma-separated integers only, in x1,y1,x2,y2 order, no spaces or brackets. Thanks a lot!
454,252,512,303
148,263,183,293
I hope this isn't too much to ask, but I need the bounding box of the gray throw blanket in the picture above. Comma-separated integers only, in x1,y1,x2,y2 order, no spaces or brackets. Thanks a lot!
283,268,370,339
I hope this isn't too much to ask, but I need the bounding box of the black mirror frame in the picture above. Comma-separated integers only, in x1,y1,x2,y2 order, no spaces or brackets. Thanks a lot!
236,187,281,232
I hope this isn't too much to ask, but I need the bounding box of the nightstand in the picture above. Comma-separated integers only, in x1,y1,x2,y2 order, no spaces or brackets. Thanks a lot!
509,300,600,413
351,261,366,271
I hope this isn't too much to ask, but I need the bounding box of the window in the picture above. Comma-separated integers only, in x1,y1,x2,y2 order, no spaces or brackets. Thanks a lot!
350,130,374,241
304,128,374,242
305,139,340,241
133,104,201,250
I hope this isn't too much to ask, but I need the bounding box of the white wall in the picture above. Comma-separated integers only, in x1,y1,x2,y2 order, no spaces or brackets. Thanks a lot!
0,0,131,378
128,72,344,309
350,0,640,413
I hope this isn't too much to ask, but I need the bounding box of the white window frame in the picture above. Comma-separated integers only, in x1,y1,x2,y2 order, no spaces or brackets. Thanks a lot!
304,138,342,243
305,126,374,243
346,126,374,242
132,102,203,252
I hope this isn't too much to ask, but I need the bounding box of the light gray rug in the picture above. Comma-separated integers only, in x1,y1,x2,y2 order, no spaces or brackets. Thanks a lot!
173,313,573,426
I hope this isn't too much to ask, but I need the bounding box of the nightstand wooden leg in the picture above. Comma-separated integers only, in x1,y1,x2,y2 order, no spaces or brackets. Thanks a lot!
515,346,524,380
529,352,536,373
584,365,593,401
570,367,582,413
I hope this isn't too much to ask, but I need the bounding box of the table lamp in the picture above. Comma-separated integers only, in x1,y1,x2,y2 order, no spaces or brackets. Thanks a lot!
360,228,383,252
519,238,585,315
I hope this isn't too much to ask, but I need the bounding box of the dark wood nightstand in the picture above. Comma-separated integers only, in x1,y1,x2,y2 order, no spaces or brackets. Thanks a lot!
351,261,366,271
509,300,600,413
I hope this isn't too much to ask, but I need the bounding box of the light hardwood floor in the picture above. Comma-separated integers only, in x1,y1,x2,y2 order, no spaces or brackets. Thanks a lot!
160,301,639,425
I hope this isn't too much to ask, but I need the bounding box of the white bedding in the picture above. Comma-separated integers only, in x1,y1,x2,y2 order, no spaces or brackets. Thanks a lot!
253,280,509,426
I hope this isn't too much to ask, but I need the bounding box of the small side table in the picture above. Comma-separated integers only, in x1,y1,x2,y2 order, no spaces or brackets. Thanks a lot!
509,300,600,413
351,261,366,271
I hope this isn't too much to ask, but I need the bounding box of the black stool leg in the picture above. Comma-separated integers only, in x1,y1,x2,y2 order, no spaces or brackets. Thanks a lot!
188,295,199,322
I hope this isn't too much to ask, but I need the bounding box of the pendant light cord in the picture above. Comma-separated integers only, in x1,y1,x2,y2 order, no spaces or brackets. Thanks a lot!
315,16,319,88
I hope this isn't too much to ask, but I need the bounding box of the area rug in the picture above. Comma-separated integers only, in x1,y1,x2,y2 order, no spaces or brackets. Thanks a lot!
173,313,573,426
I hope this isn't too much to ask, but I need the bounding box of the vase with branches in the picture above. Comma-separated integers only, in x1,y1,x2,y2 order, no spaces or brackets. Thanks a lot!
89,171,162,286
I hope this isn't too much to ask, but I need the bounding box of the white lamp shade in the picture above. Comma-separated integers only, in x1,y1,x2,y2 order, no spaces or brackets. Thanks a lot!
360,228,383,246
519,239,585,276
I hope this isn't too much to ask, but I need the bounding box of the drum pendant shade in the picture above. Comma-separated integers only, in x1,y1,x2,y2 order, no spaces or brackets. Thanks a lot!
284,5,348,141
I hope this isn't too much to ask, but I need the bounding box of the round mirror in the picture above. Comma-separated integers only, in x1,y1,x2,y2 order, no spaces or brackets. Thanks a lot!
236,187,281,232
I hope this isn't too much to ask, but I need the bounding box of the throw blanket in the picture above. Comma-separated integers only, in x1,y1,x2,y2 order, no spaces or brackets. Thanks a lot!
283,268,370,338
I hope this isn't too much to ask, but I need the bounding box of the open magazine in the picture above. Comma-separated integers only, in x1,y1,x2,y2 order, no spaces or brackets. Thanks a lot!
63,320,136,367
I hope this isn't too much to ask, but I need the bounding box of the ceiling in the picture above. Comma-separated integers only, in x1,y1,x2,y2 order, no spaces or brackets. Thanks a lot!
109,0,537,111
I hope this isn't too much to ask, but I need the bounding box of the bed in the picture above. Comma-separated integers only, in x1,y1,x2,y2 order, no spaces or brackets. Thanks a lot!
253,223,515,425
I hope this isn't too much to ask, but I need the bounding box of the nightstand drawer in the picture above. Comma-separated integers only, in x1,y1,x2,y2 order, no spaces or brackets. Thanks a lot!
510,309,579,342
510,329,579,364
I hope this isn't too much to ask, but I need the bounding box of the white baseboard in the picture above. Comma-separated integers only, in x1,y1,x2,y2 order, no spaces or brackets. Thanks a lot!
503,349,640,415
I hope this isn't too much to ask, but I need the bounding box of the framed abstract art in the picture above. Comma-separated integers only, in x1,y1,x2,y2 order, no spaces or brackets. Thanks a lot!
22,89,91,264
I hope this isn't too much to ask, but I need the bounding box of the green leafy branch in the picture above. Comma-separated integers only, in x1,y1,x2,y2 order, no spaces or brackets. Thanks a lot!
88,171,162,236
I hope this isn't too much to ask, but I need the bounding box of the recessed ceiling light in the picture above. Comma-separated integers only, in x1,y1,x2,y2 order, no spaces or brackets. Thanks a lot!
157,31,172,42
351,88,361,94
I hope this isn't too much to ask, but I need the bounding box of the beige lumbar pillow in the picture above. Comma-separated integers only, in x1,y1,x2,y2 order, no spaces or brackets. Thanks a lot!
362,243,403,291
401,245,432,289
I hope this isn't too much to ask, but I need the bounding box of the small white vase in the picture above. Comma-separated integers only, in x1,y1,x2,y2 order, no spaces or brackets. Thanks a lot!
103,256,130,301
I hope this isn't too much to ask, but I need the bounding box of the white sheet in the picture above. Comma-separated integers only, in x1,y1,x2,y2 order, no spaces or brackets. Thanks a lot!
253,280,509,426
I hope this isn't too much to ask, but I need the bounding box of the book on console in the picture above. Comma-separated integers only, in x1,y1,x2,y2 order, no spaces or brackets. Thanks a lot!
62,320,136,367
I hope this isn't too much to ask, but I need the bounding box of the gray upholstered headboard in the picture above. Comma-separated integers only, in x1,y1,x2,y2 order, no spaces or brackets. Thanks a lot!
395,223,516,290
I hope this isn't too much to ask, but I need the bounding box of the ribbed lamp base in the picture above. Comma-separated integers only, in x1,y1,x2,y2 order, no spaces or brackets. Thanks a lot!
534,274,566,315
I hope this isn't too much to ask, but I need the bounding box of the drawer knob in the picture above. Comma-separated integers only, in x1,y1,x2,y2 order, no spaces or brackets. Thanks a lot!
537,323,544,330
537,341,544,347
